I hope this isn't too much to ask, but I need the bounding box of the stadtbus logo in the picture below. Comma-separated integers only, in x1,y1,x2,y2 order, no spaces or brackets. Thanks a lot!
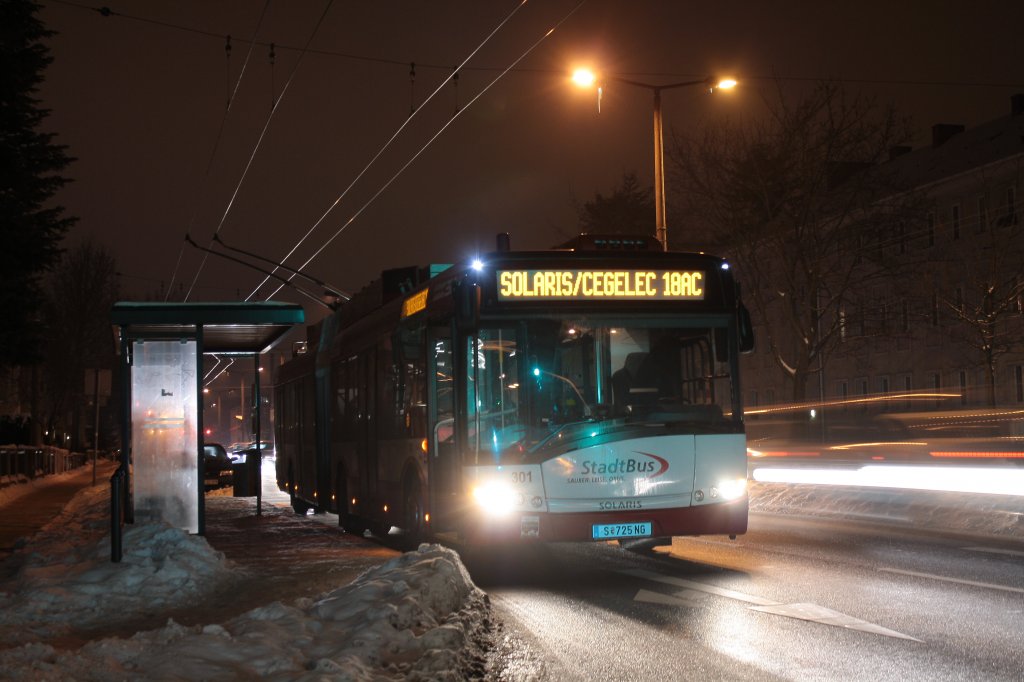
579,452,669,479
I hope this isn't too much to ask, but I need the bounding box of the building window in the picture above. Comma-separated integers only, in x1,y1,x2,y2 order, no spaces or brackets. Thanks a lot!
839,305,847,342
959,370,968,406
955,287,964,316
927,213,935,247
860,379,869,395
839,382,848,400
1007,187,1017,224
931,291,939,326
1016,366,1023,402
951,204,960,239
901,299,910,333
749,390,758,408
880,377,889,394
977,196,988,232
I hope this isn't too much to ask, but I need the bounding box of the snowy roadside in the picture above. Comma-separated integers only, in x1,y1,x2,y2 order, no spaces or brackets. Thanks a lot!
1,471,1020,680
0,482,495,681
749,481,1024,540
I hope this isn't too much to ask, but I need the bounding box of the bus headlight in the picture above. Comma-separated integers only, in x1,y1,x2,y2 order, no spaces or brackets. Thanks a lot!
471,481,518,517
716,477,747,501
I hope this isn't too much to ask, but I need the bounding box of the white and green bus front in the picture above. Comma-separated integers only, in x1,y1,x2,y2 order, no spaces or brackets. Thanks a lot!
447,250,753,544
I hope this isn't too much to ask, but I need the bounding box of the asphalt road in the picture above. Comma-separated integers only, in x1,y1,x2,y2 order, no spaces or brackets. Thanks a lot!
475,513,1024,681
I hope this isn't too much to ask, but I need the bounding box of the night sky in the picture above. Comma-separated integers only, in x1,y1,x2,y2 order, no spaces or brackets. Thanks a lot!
36,0,1024,322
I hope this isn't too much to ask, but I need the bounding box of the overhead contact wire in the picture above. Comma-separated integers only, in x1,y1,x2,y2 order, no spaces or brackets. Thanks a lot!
244,0,531,302
166,0,271,301
184,0,335,301
262,2,587,302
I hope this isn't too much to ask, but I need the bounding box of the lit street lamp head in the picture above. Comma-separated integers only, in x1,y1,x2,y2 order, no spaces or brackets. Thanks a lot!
568,67,739,251
571,68,597,88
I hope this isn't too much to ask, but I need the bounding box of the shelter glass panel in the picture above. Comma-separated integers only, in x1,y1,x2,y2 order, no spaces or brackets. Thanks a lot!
131,340,199,533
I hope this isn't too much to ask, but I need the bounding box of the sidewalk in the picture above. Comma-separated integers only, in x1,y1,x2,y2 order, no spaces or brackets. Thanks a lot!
0,461,117,556
0,457,290,561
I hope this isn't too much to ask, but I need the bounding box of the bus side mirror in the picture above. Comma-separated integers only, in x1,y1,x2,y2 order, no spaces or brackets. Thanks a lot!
738,304,755,354
454,280,479,334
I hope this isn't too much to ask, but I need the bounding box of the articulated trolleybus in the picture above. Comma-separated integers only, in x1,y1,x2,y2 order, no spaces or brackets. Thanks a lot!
276,234,754,545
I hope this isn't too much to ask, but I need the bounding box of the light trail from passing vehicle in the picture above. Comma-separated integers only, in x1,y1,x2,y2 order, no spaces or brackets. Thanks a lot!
750,464,1024,495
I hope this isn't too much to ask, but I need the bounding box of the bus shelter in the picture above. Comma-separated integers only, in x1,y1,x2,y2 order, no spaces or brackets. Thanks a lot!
111,302,304,549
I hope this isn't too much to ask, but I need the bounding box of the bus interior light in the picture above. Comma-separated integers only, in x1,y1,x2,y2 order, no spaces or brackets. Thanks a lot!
471,258,484,272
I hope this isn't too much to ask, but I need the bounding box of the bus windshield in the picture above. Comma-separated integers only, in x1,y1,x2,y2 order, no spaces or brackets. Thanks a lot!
463,317,740,463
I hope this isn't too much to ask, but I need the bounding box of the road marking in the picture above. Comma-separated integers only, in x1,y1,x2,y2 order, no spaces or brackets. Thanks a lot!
963,546,1024,558
748,603,923,642
633,589,705,608
880,567,1024,594
621,568,922,641
620,568,776,606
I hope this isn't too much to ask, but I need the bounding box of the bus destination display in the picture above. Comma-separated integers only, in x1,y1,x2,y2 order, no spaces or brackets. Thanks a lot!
497,269,705,301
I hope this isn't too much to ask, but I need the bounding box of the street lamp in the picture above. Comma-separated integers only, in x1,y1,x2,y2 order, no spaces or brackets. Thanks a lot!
572,68,737,251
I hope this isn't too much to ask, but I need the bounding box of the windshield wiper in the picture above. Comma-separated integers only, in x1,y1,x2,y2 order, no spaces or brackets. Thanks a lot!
529,419,597,453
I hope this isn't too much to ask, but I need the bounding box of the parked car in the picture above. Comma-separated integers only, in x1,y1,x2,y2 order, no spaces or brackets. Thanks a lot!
203,443,234,490
235,440,275,461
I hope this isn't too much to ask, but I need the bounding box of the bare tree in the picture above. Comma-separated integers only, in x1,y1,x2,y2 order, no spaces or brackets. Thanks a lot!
41,238,119,448
670,82,922,401
929,164,1024,406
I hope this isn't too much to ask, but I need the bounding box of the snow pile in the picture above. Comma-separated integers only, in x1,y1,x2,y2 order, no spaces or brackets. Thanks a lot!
0,544,490,681
0,483,235,644
749,481,1024,539
0,481,491,680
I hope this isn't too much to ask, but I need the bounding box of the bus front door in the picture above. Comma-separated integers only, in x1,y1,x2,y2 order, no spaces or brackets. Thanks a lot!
428,329,459,532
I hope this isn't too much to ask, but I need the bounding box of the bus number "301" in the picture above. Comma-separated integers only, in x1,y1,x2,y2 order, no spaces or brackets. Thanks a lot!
511,471,533,483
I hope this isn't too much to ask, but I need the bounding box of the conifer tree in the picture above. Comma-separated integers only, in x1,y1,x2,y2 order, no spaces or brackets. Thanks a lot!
0,0,76,365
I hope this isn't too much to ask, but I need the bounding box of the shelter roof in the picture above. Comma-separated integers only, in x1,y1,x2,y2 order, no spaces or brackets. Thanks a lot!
111,302,305,354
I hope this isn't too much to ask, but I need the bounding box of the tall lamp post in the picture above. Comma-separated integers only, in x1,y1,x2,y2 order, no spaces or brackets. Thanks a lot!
572,69,737,251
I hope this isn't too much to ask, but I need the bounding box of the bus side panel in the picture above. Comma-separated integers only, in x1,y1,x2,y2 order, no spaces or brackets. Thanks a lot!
295,374,317,505
376,438,425,525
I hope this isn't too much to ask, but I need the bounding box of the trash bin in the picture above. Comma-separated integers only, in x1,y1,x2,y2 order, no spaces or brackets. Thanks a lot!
232,449,259,497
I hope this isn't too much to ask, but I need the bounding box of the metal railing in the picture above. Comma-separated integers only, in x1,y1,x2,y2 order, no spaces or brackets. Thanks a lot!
0,446,87,481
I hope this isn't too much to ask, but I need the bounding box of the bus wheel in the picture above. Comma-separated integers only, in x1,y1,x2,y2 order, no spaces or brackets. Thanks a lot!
291,496,311,515
402,477,426,546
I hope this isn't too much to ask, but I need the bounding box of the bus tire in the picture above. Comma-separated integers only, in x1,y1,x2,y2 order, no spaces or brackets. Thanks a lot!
368,520,391,538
